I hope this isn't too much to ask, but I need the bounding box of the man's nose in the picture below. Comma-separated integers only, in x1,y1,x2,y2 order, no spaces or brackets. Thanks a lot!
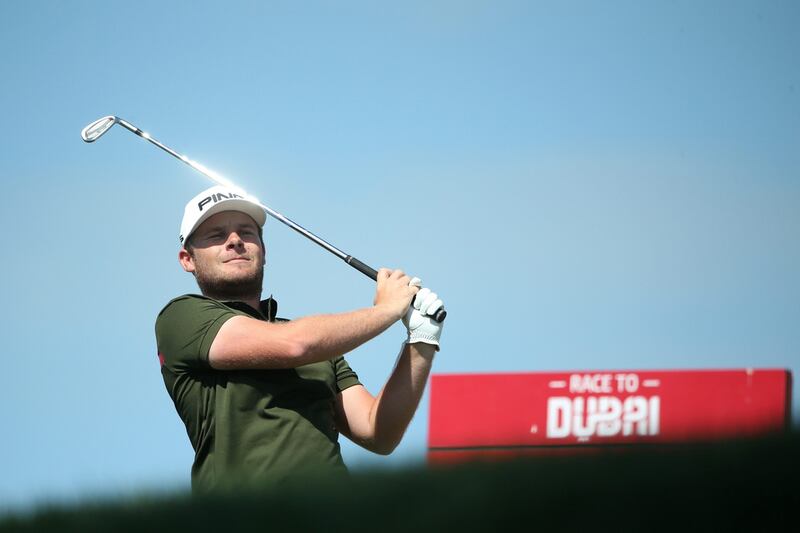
225,232,245,249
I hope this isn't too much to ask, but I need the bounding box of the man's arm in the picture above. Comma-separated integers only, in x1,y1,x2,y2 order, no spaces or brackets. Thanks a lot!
208,269,417,370
333,288,445,455
334,343,436,455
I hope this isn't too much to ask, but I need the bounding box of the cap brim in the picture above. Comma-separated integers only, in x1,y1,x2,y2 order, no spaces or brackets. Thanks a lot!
184,198,267,245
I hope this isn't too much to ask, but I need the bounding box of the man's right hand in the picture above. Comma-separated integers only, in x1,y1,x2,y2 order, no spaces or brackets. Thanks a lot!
373,268,420,320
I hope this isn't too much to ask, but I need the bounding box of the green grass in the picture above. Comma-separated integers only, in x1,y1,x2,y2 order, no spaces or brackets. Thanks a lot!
2,433,796,532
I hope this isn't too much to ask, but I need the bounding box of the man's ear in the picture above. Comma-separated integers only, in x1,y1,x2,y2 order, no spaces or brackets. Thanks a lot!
178,248,195,273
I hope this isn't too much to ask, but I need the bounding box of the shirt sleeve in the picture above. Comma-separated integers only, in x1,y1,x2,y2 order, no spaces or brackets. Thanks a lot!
155,295,239,373
332,356,361,393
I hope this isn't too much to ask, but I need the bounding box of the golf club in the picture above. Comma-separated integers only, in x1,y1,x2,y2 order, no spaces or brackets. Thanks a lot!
81,115,447,323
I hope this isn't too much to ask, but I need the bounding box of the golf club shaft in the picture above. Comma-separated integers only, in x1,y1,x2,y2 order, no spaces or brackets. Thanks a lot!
96,117,446,322
117,120,379,275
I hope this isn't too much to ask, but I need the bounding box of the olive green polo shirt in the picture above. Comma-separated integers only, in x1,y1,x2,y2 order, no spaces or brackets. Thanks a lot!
155,294,361,491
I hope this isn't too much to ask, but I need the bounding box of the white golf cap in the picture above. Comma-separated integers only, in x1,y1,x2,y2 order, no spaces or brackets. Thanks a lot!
179,185,267,246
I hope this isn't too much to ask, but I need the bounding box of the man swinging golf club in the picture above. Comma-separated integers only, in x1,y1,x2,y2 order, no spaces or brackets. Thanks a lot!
155,185,445,492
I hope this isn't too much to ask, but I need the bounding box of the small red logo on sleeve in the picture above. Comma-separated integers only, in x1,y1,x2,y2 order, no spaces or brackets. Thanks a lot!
158,352,165,367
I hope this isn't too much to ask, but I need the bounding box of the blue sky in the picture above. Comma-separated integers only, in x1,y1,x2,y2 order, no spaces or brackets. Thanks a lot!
1,0,797,513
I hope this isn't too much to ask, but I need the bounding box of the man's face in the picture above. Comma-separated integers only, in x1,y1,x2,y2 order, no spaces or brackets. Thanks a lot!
178,210,265,301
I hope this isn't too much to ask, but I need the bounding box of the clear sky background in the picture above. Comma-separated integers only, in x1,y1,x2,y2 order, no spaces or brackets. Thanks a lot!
1,0,797,514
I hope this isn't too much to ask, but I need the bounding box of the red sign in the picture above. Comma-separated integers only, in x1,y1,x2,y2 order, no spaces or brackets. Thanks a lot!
428,369,791,463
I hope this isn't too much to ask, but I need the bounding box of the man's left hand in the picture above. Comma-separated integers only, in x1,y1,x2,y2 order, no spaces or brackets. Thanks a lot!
402,287,444,351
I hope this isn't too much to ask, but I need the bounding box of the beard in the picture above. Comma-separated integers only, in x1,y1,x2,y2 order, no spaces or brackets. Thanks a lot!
193,258,264,302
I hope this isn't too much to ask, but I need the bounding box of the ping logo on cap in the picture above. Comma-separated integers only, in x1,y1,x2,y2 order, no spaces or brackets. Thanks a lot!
197,191,244,212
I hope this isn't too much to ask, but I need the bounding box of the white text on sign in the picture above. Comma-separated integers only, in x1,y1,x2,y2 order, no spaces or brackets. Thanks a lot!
546,396,661,440
568,373,641,394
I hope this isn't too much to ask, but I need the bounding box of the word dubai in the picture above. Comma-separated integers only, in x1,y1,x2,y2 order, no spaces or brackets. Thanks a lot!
546,373,661,440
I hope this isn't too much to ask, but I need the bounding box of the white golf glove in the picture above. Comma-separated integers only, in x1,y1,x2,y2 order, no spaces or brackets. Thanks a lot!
402,283,444,351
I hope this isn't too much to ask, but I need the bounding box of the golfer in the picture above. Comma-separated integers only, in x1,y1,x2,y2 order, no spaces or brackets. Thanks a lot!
155,186,444,491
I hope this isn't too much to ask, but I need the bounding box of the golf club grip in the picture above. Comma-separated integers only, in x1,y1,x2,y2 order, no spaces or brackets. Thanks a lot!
345,256,447,323
347,256,379,280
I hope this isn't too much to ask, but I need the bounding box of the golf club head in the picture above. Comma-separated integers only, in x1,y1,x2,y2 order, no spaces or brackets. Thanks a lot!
81,116,118,142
